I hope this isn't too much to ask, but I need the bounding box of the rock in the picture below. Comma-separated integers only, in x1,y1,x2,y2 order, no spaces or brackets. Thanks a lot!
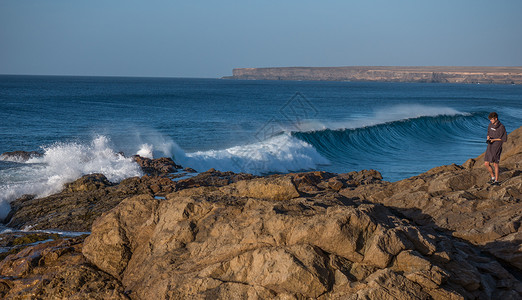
183,167,197,173
0,236,128,299
226,175,300,200
289,170,383,194
64,173,113,192
4,174,177,231
82,177,521,299
352,269,431,300
175,168,258,189
132,155,182,176
0,151,42,162
483,231,522,270
328,178,345,191
3,167,260,232
290,171,336,193
394,250,448,288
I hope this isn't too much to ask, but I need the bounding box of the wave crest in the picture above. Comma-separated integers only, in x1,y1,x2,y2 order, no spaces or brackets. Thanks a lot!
296,105,468,132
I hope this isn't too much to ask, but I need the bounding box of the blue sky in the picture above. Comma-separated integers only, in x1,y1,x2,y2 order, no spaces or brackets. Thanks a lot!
1,0,521,78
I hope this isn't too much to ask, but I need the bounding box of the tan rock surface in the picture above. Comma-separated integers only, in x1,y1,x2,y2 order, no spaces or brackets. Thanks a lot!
83,174,521,299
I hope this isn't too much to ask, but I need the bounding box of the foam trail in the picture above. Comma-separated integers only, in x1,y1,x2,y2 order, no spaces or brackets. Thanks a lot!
176,133,330,174
0,136,142,220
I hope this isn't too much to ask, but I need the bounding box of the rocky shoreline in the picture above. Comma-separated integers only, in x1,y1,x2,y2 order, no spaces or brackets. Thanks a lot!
0,127,521,299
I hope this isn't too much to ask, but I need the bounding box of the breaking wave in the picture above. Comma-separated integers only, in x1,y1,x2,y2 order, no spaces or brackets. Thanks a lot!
0,105,483,220
0,136,142,220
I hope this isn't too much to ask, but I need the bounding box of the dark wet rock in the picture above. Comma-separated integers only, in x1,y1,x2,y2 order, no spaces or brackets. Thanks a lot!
3,169,260,232
289,169,383,194
0,151,42,162
132,155,182,176
0,232,61,261
175,168,258,189
4,174,178,231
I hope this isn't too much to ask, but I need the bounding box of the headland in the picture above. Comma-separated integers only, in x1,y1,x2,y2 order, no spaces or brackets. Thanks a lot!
224,66,522,84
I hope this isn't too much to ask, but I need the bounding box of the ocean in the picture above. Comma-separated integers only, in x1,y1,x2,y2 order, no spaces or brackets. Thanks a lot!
1,75,521,219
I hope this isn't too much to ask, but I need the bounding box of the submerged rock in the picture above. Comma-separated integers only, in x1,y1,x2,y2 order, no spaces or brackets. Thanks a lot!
0,151,42,162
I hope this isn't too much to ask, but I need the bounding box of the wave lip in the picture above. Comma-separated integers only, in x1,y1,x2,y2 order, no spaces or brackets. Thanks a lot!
295,104,469,133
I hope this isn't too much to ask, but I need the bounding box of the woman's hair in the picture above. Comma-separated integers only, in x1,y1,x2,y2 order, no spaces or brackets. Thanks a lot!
488,112,498,120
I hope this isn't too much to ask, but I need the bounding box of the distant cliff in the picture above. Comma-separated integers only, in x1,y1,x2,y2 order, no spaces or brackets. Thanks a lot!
224,66,522,84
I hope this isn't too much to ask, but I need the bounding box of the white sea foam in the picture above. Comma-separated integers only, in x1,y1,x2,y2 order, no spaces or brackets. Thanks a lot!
176,133,330,174
137,143,154,158
0,133,329,220
110,127,178,159
0,136,142,220
0,155,29,163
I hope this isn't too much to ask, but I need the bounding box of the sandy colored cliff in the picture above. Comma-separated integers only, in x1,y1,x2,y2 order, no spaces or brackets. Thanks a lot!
225,66,522,84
